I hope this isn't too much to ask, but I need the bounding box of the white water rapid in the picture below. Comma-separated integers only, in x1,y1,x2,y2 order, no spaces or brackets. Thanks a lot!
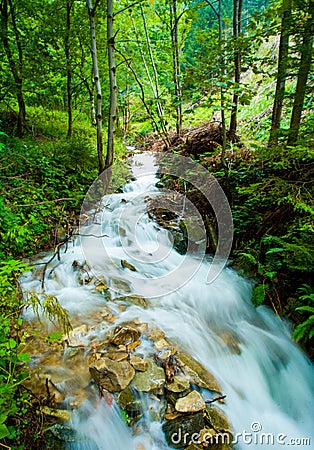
21,152,314,450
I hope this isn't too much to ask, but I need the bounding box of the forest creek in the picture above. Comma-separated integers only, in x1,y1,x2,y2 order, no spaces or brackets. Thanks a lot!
0,0,313,448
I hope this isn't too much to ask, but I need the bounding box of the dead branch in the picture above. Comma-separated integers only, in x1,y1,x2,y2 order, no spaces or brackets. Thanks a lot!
12,197,76,208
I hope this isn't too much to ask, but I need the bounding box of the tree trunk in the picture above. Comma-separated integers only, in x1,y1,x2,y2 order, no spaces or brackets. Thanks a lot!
218,0,227,173
287,3,313,146
106,0,116,169
123,79,130,137
268,0,291,147
170,0,182,136
86,0,105,174
135,6,168,141
1,0,26,137
229,0,243,141
65,0,73,138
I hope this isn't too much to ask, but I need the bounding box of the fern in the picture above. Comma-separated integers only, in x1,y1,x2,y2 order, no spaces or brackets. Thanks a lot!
292,285,314,343
25,292,72,335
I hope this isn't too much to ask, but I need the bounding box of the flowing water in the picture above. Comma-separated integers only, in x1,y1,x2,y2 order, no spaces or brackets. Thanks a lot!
21,152,314,449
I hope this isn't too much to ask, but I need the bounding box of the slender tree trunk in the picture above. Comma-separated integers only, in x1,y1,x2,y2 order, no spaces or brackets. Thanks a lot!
106,0,116,169
170,0,182,136
65,0,73,138
1,0,26,137
287,3,313,146
218,0,227,168
135,6,168,141
123,79,130,137
229,0,243,141
86,0,105,174
268,0,291,147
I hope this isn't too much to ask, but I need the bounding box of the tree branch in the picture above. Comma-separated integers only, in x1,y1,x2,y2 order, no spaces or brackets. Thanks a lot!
114,0,146,17
12,198,76,208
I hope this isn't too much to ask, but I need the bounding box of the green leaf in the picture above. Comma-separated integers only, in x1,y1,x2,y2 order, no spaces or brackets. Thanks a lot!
0,412,8,424
0,423,10,439
17,352,31,363
8,338,17,349
295,306,314,314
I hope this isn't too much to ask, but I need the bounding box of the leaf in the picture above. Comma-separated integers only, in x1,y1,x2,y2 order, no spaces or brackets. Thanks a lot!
295,306,314,314
8,338,17,349
265,247,284,255
17,352,31,363
0,412,8,424
0,423,10,439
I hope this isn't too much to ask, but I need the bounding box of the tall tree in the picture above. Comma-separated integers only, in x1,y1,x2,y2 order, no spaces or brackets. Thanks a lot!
229,0,243,141
287,1,313,146
106,0,116,169
268,0,291,147
0,0,26,137
65,0,74,138
86,0,105,174
170,0,182,135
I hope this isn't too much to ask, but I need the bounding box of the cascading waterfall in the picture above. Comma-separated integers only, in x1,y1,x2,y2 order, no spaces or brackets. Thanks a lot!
21,152,314,449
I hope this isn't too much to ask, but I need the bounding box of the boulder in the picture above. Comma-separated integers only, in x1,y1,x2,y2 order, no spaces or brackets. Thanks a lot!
111,325,141,346
114,295,147,308
162,412,205,449
154,338,171,351
175,391,205,413
132,357,165,393
165,375,190,393
130,355,148,372
89,357,135,392
111,277,132,293
206,405,230,431
65,324,88,347
177,352,221,393
41,406,71,422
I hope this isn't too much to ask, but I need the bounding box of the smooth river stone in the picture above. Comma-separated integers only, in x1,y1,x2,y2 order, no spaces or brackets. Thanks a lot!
175,390,206,413
89,357,135,392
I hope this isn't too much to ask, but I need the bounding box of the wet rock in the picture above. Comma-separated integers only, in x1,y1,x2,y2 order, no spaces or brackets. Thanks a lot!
94,277,112,300
132,357,165,393
162,412,205,449
154,338,170,351
165,375,190,393
121,259,137,271
177,352,221,393
41,406,71,422
175,390,205,413
219,331,241,355
126,340,142,352
102,306,117,322
114,294,147,308
111,277,132,293
184,445,203,450
117,387,142,423
44,424,79,445
205,405,230,431
130,355,148,372
111,324,141,346
65,324,88,347
89,357,135,392
144,324,166,341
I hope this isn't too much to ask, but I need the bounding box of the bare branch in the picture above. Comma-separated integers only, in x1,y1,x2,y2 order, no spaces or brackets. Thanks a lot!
114,0,146,17
12,198,76,208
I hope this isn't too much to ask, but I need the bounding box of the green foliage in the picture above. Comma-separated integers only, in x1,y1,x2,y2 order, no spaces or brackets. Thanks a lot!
26,292,72,335
0,259,32,442
293,285,314,343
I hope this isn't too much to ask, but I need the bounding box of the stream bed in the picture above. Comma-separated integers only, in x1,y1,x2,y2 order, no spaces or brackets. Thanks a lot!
21,152,314,449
